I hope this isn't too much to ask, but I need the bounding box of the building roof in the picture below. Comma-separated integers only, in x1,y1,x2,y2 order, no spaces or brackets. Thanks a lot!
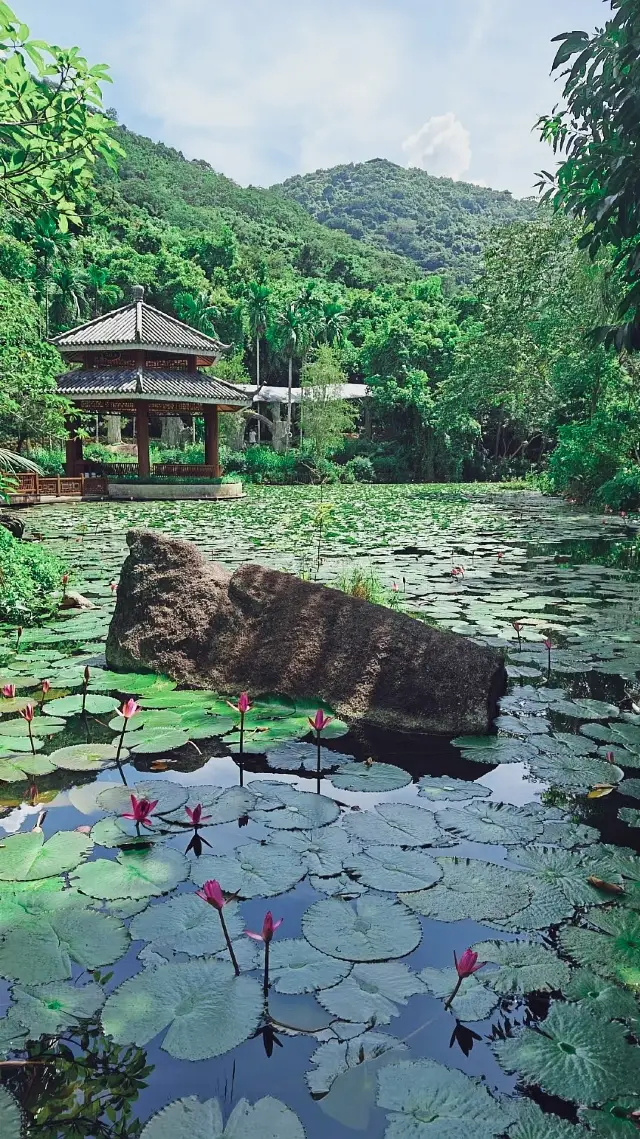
50,286,228,357
56,368,249,407
238,383,370,403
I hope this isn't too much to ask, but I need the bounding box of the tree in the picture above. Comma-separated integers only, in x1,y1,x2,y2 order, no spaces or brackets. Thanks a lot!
273,299,303,446
173,290,219,336
300,346,357,461
537,0,640,346
0,3,123,228
52,263,88,324
244,279,271,394
0,278,69,450
86,264,121,316
321,300,348,346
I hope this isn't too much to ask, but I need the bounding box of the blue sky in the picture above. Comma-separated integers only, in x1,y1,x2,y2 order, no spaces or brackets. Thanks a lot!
19,0,606,197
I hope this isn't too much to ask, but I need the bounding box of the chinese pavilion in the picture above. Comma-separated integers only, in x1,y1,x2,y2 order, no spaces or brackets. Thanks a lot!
51,285,248,485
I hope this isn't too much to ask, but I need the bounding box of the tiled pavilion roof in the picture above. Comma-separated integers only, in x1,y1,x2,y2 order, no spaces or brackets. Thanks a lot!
56,368,249,407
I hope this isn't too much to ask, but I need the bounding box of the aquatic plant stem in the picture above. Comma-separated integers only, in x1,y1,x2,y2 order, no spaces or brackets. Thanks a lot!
444,976,463,1011
218,908,240,976
27,719,35,755
263,939,270,998
116,720,128,762
239,709,244,786
316,728,321,794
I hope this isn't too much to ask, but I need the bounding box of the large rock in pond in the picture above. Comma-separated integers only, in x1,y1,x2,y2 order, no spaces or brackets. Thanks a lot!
106,529,506,735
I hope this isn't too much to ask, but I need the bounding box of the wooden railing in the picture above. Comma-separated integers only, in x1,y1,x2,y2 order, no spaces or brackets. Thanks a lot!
12,473,107,498
99,463,219,479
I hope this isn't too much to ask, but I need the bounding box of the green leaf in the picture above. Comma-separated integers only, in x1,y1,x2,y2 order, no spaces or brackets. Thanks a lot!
73,847,189,900
472,939,571,994
343,803,448,848
0,900,128,984
97,780,189,816
377,1058,513,1139
401,857,533,925
419,965,498,1021
559,911,640,990
436,802,543,845
269,938,352,994
493,1002,638,1106
331,763,411,793
130,893,244,957
564,970,640,1022
303,896,422,961
10,978,104,1037
102,959,262,1060
307,1031,404,1096
578,1100,640,1137
509,1100,590,1139
417,776,491,802
130,729,190,754
347,846,443,892
48,742,123,770
0,829,92,881
269,827,361,876
316,962,424,1024
191,843,305,899
43,693,120,716
249,781,339,829
139,1095,305,1139
0,1087,22,1139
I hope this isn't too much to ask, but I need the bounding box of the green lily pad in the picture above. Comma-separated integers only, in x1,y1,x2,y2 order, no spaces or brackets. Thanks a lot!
10,979,104,1037
316,962,424,1024
436,802,542,846
419,965,498,1021
559,911,640,990
303,896,422,961
619,808,640,828
130,893,244,957
130,729,190,754
270,827,361,876
472,939,571,994
343,803,448,848
0,716,65,736
0,830,93,881
377,1058,513,1139
564,970,640,1021
579,1100,640,1137
101,959,262,1061
48,742,123,771
492,1001,638,1105
0,1087,22,1139
249,781,339,829
97,780,189,817
0,735,43,753
331,763,411,793
191,843,305,899
509,1100,590,1139
0,753,55,780
306,1031,405,1096
269,938,352,994
347,846,443,892
73,847,189,900
266,742,350,773
417,776,491,802
42,694,120,716
165,785,257,827
401,857,533,926
139,1095,305,1139
0,898,128,984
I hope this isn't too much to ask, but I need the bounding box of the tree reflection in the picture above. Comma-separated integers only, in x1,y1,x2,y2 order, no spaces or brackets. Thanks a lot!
3,1015,152,1138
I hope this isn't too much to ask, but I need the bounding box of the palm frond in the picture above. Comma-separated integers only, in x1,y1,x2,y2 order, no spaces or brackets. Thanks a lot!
0,448,42,474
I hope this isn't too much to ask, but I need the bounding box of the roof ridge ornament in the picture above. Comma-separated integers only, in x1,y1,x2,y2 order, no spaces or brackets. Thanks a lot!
131,285,145,303
135,367,144,394
133,285,143,342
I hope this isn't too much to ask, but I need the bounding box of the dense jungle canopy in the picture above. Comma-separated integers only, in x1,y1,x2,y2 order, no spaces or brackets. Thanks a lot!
1,0,640,505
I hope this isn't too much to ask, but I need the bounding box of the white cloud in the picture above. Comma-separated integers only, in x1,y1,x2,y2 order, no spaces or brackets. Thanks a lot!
401,113,472,180
115,0,406,186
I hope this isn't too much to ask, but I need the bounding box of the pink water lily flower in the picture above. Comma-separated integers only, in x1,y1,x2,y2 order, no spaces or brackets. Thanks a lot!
186,803,211,827
246,911,283,944
196,879,226,910
543,638,552,650
228,691,252,715
308,709,333,733
19,703,35,723
122,794,158,828
2,684,16,699
454,948,486,979
117,698,140,720
41,679,51,695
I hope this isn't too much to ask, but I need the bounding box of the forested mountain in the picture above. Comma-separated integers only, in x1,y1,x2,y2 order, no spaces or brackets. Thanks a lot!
93,128,418,289
273,159,536,282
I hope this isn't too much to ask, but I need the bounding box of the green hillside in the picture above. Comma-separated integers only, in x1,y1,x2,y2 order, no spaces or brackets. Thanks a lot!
93,128,418,288
272,159,537,282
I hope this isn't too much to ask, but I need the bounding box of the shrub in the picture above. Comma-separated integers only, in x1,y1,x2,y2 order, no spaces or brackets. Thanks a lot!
29,446,65,475
0,528,61,623
344,456,375,482
335,567,389,605
597,468,640,512
546,410,637,502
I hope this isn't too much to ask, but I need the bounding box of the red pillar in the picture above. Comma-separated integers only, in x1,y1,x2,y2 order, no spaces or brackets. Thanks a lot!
204,407,220,476
64,418,83,476
135,402,150,477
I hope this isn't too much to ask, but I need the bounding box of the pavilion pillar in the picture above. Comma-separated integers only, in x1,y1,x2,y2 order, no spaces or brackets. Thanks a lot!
135,402,151,477
204,406,220,476
64,417,83,476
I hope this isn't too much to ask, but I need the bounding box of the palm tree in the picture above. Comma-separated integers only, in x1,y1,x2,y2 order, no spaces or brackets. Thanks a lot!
0,449,41,503
321,300,348,346
52,265,88,324
274,300,303,447
244,279,271,395
86,265,122,316
30,213,72,336
173,291,219,336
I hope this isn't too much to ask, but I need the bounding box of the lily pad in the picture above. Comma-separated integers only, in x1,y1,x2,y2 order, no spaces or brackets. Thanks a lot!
249,782,339,829
266,741,349,773
343,803,448,848
559,910,640,990
191,843,305,899
73,847,189,900
271,827,361,877
139,1096,305,1139
509,1100,590,1139
102,959,262,1060
302,896,422,961
48,742,123,771
97,780,189,817
331,763,412,793
43,693,120,716
347,846,443,893
0,830,93,881
317,962,424,1024
472,939,571,994
492,1001,638,1105
269,938,352,994
377,1058,512,1139
564,970,640,1021
0,898,129,984
0,1087,22,1139
417,776,491,802
436,802,542,846
130,729,190,754
10,979,104,1037
419,965,498,1021
401,858,533,925
306,1031,405,1096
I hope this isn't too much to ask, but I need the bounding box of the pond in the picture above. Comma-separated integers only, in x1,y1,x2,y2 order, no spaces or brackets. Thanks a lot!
0,484,639,1139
